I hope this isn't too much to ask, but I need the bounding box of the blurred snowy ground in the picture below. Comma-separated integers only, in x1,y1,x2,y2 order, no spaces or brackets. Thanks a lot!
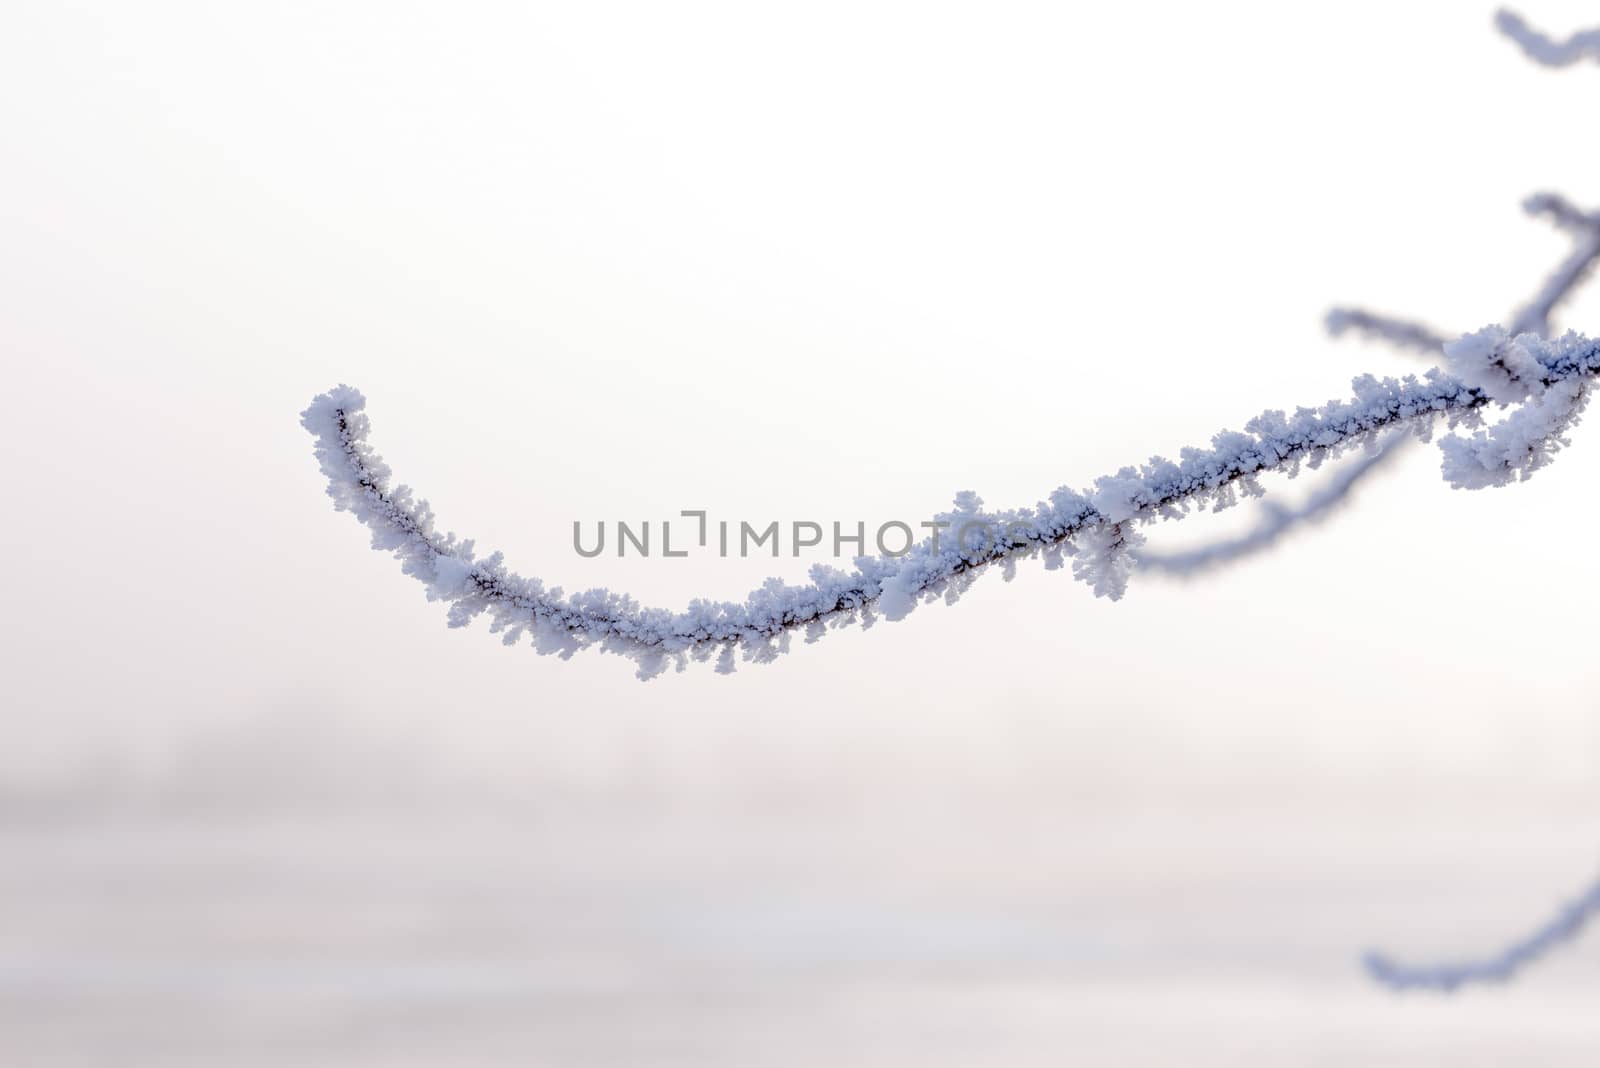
2,711,1597,1067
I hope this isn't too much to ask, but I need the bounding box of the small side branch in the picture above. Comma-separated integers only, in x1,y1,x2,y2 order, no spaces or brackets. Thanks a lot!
1136,432,1407,577
1331,192,1600,351
1510,226,1600,337
1325,309,1449,355
1496,10,1600,68
1366,873,1600,991
1523,191,1600,233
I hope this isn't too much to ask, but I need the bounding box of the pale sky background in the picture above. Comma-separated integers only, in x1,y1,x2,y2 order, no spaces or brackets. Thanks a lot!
4,2,1600,1063
5,0,1600,784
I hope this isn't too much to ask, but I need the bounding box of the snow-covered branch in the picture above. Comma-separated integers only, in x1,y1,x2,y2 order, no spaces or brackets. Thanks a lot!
1496,9,1600,68
1438,326,1590,487
1134,431,1407,577
303,330,1600,679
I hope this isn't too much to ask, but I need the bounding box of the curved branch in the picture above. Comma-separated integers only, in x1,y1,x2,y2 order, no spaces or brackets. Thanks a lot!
304,332,1600,678
1496,10,1600,68
1523,191,1600,233
1366,872,1600,991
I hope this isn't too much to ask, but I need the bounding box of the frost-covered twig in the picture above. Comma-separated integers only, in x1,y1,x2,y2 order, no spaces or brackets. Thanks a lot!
1496,9,1600,68
1324,309,1450,355
1135,431,1406,577
1365,873,1600,991
1438,328,1590,486
304,331,1600,679
1524,191,1600,233
1509,222,1600,338
1330,191,1600,355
